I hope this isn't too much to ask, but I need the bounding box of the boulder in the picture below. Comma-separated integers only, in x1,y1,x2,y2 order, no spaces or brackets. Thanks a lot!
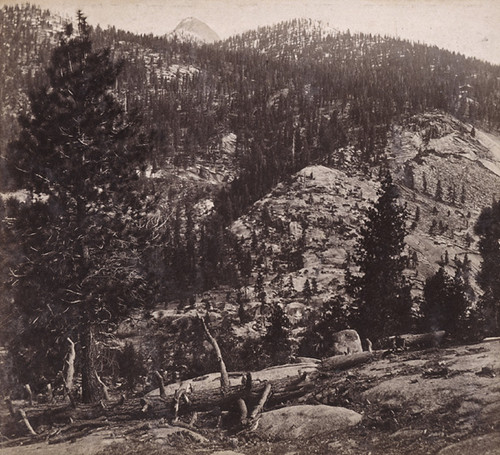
331,329,362,355
256,405,362,440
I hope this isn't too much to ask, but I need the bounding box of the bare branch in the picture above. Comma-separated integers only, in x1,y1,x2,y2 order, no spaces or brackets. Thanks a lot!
197,313,230,395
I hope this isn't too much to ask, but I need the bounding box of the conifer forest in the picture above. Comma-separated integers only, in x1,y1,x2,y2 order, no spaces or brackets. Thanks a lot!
0,4,500,454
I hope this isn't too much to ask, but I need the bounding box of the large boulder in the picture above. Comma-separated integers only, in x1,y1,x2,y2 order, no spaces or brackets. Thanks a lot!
256,405,362,440
331,329,362,355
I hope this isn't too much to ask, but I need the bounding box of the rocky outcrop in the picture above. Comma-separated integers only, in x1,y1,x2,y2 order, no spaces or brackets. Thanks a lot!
437,433,500,455
256,405,362,440
331,329,363,355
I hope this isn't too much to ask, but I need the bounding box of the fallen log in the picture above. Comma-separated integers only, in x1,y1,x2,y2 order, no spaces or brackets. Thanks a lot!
388,331,446,349
144,352,372,418
320,351,373,371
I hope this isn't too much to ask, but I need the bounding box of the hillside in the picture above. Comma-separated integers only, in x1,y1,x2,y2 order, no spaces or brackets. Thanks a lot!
226,112,500,324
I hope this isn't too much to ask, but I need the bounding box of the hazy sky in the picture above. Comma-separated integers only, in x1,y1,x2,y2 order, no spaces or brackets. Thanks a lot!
2,0,499,64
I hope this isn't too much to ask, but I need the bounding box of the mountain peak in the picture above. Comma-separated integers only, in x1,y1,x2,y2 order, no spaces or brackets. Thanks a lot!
172,17,220,43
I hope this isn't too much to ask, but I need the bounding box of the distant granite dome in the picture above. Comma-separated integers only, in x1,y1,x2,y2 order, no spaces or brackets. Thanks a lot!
172,17,220,43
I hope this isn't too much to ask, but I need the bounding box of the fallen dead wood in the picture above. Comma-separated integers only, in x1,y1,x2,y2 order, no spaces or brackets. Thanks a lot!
18,410,36,436
170,369,316,416
4,398,15,417
1,351,373,439
154,371,166,398
198,314,230,395
143,352,371,418
24,385,34,406
249,382,272,420
320,352,373,371
389,331,446,349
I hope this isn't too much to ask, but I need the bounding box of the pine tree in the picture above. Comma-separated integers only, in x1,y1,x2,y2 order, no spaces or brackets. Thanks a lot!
254,270,267,308
421,266,468,336
346,173,413,342
262,303,292,366
474,199,500,334
299,295,350,357
5,14,152,402
422,172,428,194
435,179,443,202
302,278,312,302
311,277,319,295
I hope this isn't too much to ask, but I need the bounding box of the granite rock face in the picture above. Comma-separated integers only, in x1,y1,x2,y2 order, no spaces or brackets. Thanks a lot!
256,405,362,440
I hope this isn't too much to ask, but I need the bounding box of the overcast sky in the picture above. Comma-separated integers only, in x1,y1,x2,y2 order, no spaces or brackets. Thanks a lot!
2,0,499,64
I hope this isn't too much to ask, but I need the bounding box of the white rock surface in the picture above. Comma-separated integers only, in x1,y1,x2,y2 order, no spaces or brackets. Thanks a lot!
256,404,362,439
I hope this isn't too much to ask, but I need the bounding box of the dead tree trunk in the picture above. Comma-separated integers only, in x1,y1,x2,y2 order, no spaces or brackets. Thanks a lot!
320,351,373,371
19,409,37,436
198,314,230,395
65,337,76,395
24,384,33,406
249,382,272,420
95,373,110,401
46,384,54,403
4,397,15,417
81,325,104,404
154,371,166,399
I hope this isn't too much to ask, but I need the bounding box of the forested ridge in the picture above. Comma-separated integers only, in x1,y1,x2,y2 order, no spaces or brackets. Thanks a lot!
2,5,500,291
1,4,500,406
2,6,500,189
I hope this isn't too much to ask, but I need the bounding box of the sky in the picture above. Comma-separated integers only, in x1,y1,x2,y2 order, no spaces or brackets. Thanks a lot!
1,0,499,64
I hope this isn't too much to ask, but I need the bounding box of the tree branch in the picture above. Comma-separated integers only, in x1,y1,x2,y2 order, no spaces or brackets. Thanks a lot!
197,313,230,396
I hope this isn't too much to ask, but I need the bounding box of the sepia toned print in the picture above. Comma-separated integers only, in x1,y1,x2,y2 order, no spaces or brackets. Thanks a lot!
0,1,499,454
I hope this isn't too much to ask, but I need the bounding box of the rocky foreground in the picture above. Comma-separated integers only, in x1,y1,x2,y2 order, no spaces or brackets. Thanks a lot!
1,339,499,455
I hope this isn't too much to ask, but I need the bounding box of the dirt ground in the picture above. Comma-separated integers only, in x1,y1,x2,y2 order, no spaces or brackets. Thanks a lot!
1,339,499,455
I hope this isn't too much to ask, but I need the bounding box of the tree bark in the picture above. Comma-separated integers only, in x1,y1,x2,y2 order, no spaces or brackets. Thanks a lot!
65,337,76,395
154,371,166,398
81,324,103,404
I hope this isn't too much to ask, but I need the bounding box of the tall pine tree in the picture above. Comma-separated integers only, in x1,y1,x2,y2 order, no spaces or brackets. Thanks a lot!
6,14,152,402
474,199,500,335
346,173,413,342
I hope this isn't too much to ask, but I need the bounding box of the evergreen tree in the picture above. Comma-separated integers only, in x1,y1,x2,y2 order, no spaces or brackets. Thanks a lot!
474,199,500,334
299,295,350,358
422,172,428,194
435,179,443,202
346,173,413,342
254,270,267,308
311,277,319,295
5,14,152,401
421,266,468,336
302,278,312,302
262,303,292,366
